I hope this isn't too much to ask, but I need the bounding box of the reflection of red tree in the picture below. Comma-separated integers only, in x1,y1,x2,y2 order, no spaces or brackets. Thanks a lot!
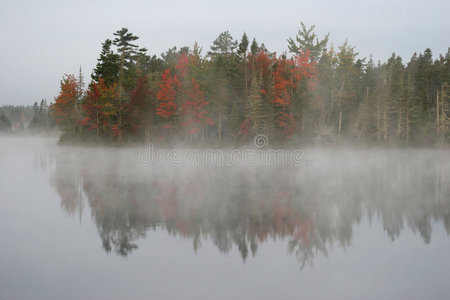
54,181,79,215
273,191,290,233
156,181,189,235
292,216,313,246
156,174,208,236
154,175,315,244
156,182,177,219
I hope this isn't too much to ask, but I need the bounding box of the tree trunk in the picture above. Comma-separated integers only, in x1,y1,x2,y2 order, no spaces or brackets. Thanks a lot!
406,92,409,143
437,90,440,133
377,96,381,142
96,99,99,137
218,110,222,141
338,110,342,139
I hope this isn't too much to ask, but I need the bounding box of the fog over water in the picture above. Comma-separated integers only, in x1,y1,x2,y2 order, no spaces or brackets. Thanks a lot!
1,137,450,299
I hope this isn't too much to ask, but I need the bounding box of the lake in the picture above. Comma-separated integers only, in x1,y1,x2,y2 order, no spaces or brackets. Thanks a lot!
1,137,449,299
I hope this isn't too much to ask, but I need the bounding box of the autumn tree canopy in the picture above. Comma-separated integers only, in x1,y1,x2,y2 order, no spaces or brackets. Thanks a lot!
49,26,450,145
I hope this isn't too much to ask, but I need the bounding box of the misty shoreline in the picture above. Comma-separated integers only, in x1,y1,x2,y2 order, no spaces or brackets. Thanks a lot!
1,135,449,154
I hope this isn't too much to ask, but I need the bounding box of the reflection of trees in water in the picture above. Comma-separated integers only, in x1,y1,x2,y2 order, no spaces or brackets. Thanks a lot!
48,155,84,219
48,149,450,265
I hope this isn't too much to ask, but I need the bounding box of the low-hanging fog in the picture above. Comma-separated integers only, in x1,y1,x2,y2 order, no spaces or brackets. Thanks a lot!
1,136,450,300
2,136,449,256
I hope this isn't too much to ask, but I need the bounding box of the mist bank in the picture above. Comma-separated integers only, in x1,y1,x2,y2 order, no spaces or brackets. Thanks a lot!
2,136,450,299
4,136,447,260
21,136,448,261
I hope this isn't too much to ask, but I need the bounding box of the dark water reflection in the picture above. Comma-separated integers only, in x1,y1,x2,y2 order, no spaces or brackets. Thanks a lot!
45,145,450,267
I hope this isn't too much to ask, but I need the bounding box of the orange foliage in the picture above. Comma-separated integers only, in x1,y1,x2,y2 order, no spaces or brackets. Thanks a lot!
51,74,78,130
156,69,179,119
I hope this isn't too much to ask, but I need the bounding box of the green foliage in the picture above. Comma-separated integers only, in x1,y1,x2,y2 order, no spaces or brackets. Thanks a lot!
0,112,12,132
237,32,249,57
92,39,120,86
207,31,238,58
287,22,329,60
46,27,450,146
250,38,258,55
29,99,52,131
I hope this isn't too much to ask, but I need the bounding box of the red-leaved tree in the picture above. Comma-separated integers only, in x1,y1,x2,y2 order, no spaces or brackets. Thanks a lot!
156,69,179,122
156,54,213,139
181,78,214,135
50,74,79,134
80,78,118,137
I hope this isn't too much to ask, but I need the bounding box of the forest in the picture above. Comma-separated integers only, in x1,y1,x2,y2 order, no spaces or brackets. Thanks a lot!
3,24,450,146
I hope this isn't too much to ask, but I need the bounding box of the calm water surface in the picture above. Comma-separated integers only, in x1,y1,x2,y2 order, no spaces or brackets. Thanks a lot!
0,137,449,300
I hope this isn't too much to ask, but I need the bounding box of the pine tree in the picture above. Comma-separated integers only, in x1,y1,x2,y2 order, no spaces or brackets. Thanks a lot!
92,39,120,86
313,48,338,138
113,28,139,87
250,38,259,56
404,68,421,143
334,41,359,139
112,28,140,138
287,22,329,60
237,32,249,57
386,54,405,140
207,31,238,58
237,32,250,95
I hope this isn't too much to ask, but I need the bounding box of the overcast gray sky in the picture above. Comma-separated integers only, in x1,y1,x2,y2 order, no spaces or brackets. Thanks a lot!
1,0,449,105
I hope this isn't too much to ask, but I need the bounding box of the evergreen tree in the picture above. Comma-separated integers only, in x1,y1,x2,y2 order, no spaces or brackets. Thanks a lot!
207,31,238,58
237,32,249,57
92,39,120,86
46,26,450,146
386,54,405,140
403,66,421,143
237,32,250,95
113,28,140,90
112,28,140,138
0,112,12,132
287,22,329,60
29,99,50,131
247,75,265,135
334,41,359,139
250,38,259,55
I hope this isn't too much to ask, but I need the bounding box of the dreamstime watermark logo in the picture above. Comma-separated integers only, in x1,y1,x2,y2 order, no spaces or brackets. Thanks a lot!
138,134,306,167
253,134,269,148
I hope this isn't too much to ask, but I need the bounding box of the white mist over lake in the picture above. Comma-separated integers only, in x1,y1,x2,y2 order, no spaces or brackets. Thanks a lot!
1,137,449,299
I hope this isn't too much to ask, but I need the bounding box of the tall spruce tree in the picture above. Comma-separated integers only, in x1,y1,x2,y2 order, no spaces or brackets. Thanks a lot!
112,28,140,138
113,28,140,90
92,39,120,86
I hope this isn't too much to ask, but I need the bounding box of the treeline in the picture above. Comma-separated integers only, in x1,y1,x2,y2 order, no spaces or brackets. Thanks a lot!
0,101,54,133
0,105,33,132
50,24,450,145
